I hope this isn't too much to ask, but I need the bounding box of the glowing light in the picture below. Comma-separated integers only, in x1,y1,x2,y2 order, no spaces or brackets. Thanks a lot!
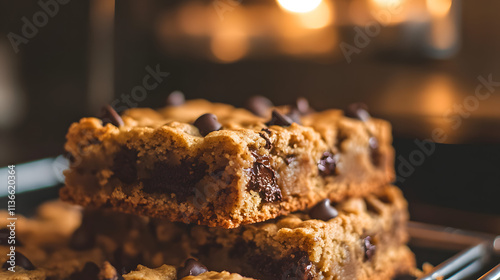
426,0,452,17
277,0,322,13
297,1,332,29
371,0,405,9
210,28,248,63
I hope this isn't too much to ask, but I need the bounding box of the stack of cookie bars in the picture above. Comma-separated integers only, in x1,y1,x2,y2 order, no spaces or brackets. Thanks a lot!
1,95,416,279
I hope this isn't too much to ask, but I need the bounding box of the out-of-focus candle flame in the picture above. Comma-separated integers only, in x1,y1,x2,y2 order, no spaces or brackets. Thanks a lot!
426,0,452,17
297,1,332,29
277,0,322,13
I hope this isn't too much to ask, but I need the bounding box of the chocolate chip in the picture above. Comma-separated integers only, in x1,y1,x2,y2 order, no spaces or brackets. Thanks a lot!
177,258,208,279
70,262,100,280
248,153,282,202
286,109,302,125
309,199,338,221
0,228,21,246
245,96,273,117
69,225,96,251
259,129,272,150
363,236,376,261
194,113,222,137
112,148,138,184
295,97,314,115
101,105,124,127
166,91,185,106
317,151,338,177
266,110,294,127
345,103,370,122
2,252,35,270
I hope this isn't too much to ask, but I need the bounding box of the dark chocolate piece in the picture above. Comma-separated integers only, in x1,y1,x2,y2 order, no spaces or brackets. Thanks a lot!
194,113,222,137
142,160,207,201
177,258,208,279
259,129,273,150
266,110,294,127
69,225,96,251
101,105,124,127
249,251,316,280
112,148,138,184
345,103,370,122
309,199,338,221
166,91,185,106
248,153,282,202
295,97,314,115
2,252,35,270
363,236,376,261
245,96,273,117
317,151,338,177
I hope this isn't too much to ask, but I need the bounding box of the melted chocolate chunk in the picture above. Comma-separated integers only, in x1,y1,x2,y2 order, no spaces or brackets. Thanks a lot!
112,148,138,184
259,129,273,150
309,199,338,221
69,225,96,251
101,105,124,127
70,262,100,280
2,252,35,270
0,228,22,246
317,151,338,177
345,103,370,122
248,153,282,203
166,91,185,106
143,160,207,201
177,258,208,279
245,96,274,117
266,110,294,127
249,251,317,280
363,236,376,261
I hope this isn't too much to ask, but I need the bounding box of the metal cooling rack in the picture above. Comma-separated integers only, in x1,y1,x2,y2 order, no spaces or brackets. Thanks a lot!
408,221,500,280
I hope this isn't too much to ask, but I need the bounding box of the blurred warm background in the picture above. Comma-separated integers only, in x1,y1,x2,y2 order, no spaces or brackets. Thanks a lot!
0,0,499,232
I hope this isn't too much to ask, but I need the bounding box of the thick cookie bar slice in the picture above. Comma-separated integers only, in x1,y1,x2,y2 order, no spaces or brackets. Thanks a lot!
0,202,253,280
83,185,415,280
60,99,394,228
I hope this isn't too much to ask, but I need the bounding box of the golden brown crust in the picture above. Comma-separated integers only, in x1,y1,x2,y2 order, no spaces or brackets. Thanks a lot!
61,100,394,228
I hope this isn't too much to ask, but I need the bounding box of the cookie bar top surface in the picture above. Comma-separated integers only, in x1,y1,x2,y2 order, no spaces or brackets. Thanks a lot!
62,98,394,228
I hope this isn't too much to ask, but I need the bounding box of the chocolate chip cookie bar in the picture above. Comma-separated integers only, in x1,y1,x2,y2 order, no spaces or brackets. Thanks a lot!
0,201,254,280
60,98,394,228
81,185,415,280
